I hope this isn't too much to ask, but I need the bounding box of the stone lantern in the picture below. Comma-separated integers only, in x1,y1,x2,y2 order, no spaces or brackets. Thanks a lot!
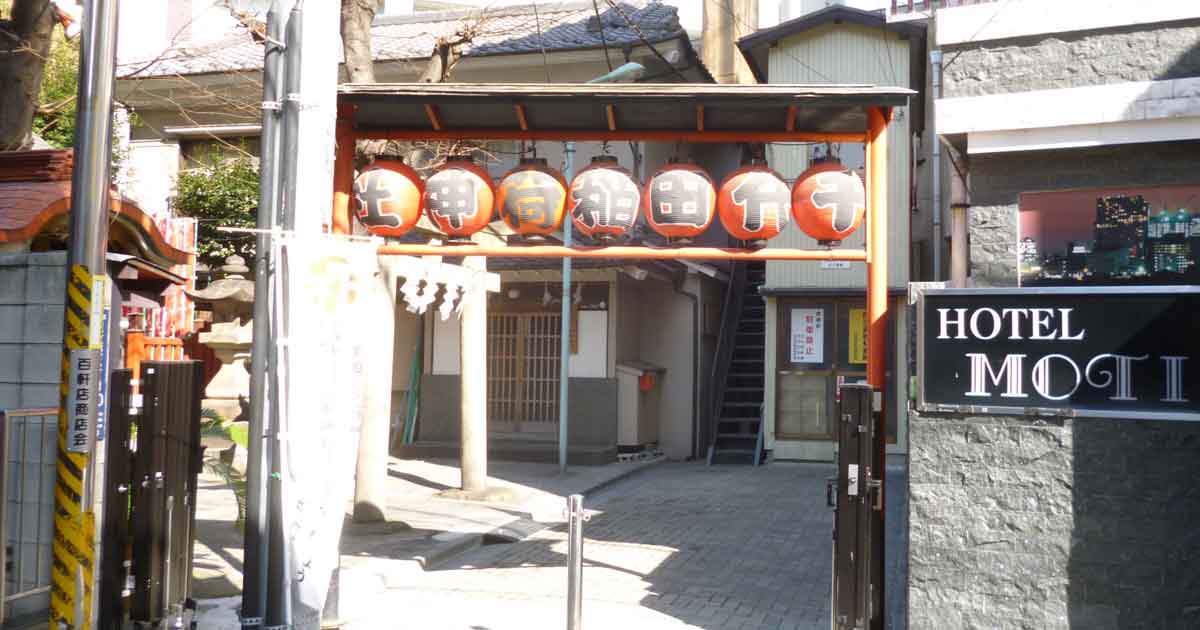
186,255,254,422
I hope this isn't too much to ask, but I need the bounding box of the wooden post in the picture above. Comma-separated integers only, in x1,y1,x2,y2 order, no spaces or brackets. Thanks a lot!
331,104,355,235
865,105,890,630
866,107,889,391
460,256,488,492
950,204,969,287
125,330,145,395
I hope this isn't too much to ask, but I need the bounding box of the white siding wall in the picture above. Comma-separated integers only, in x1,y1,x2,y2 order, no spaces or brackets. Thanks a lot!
122,140,180,221
764,23,911,291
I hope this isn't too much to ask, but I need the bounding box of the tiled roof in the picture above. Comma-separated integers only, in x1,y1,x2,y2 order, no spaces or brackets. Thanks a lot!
118,1,683,79
0,179,190,266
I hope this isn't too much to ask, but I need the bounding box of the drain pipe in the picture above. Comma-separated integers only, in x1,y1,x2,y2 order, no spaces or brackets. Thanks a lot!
674,275,701,460
930,49,943,280
559,62,645,473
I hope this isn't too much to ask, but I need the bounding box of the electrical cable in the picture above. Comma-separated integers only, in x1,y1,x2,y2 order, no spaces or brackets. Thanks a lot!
713,0,835,82
603,0,688,82
940,0,1015,71
532,1,552,83
592,0,615,73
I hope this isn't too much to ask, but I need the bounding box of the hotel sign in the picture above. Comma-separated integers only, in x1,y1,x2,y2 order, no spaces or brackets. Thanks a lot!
918,287,1200,420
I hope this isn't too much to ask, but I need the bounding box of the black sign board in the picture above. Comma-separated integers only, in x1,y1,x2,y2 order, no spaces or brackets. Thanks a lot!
918,287,1200,420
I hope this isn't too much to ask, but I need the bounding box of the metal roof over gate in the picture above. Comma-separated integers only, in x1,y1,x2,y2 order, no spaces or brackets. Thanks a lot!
337,83,914,142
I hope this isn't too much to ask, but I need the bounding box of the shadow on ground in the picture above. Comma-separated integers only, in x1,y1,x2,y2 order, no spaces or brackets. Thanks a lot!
433,462,837,630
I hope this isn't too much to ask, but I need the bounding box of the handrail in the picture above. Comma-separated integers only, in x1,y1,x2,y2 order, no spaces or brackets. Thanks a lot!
754,403,765,467
706,261,748,461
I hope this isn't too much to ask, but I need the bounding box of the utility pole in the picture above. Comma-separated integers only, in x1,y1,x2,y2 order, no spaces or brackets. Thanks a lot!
50,1,119,629
460,255,489,493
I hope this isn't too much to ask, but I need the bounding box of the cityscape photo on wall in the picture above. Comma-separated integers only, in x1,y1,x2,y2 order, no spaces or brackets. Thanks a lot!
1018,184,1200,286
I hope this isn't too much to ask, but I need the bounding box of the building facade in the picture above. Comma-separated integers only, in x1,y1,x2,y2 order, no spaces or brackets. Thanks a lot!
738,5,925,461
906,1,1200,627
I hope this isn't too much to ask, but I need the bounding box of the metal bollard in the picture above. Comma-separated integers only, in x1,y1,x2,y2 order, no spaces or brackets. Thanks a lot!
565,494,588,630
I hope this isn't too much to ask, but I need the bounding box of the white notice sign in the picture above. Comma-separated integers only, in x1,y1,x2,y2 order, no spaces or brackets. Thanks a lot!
67,348,100,453
790,308,824,363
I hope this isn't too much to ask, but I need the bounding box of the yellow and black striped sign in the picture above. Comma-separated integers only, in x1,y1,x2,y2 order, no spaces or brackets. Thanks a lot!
51,264,97,630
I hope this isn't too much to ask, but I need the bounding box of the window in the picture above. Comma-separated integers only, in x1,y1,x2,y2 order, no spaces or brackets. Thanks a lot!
776,297,897,442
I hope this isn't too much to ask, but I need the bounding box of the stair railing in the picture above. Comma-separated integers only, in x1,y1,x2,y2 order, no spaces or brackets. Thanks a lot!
705,261,748,463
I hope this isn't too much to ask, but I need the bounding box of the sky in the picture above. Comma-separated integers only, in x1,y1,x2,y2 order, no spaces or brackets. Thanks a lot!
1019,184,1200,255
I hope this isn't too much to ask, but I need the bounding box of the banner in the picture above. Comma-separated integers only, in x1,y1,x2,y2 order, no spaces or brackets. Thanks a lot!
279,236,378,627
1018,184,1200,286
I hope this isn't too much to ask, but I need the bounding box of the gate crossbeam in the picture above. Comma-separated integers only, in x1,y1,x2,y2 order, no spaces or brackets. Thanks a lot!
378,244,869,262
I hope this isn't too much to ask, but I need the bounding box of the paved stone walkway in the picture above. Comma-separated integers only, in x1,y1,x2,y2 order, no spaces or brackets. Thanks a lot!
354,462,836,630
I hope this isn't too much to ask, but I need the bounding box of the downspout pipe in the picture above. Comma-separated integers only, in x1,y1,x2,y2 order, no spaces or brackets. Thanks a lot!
929,49,943,280
559,62,645,473
674,274,701,460
266,2,301,627
242,2,284,627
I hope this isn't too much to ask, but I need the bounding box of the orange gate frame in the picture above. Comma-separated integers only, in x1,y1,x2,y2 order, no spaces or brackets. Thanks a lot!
330,104,891,394
329,82,897,622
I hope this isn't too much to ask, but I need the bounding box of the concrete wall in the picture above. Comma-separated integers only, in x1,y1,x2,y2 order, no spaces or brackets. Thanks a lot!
0,252,67,411
418,374,617,448
908,411,1200,629
616,274,703,460
940,20,1200,99
961,139,1200,286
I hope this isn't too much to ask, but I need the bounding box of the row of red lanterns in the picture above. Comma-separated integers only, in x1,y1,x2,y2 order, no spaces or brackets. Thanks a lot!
351,154,866,245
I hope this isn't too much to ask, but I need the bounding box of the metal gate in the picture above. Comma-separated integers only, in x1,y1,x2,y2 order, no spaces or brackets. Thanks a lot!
487,313,561,432
828,384,883,630
0,408,58,624
100,361,205,629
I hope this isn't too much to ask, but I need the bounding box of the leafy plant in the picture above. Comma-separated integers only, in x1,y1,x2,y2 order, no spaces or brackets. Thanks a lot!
31,21,78,149
200,408,247,525
173,152,261,265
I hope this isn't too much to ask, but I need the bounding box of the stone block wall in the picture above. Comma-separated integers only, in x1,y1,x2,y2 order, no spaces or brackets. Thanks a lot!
908,411,1200,629
963,139,1200,286
0,252,67,411
941,21,1200,98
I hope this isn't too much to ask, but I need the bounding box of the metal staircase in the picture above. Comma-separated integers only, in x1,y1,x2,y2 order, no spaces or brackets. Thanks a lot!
708,261,767,465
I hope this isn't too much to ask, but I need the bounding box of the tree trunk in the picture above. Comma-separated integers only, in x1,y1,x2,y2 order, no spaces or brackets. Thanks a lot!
339,0,379,84
0,0,55,150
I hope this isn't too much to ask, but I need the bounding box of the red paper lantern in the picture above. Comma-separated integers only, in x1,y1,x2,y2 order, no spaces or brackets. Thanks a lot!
496,158,568,241
568,156,640,242
643,160,716,242
423,156,496,239
716,162,791,245
351,159,423,237
791,160,865,245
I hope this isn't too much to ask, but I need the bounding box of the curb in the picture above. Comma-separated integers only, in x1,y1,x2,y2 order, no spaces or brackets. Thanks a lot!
419,456,666,570
580,455,664,499
414,531,483,569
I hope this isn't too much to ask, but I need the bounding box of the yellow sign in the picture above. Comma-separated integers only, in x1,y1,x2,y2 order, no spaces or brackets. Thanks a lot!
849,308,868,365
